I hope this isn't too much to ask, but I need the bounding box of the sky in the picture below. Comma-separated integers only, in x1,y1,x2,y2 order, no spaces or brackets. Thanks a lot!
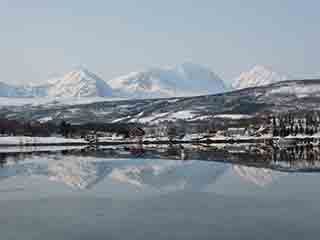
0,0,319,85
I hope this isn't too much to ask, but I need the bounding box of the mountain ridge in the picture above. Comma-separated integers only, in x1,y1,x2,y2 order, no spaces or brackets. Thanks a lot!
108,62,227,98
232,65,288,90
0,63,228,98
0,64,310,99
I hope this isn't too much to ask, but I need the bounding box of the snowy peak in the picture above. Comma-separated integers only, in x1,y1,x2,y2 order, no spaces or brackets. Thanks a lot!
47,68,113,98
233,65,288,90
108,63,227,98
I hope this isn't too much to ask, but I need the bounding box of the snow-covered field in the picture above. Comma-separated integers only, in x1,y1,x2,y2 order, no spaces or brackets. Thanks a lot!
0,136,87,145
0,97,123,107
268,84,320,98
213,114,254,120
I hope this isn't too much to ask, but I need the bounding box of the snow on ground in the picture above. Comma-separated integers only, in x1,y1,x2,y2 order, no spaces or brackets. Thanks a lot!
136,112,169,124
133,111,253,124
192,115,212,121
0,136,86,145
0,145,86,153
268,84,320,98
139,110,195,123
112,116,132,123
213,114,253,120
169,110,195,120
0,97,124,108
38,116,53,123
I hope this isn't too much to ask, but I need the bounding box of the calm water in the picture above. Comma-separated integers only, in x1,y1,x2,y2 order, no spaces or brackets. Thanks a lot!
0,144,320,239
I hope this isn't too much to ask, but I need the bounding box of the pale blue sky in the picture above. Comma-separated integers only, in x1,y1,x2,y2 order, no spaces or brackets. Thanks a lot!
0,0,319,84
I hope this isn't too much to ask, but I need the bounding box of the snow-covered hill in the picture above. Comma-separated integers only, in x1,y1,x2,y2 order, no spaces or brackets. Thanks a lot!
108,62,227,98
4,79,320,124
47,68,114,98
232,65,288,90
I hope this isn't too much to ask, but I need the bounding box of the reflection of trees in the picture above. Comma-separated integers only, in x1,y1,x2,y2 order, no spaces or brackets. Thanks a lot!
0,144,320,173
164,145,187,160
0,153,6,168
271,145,320,170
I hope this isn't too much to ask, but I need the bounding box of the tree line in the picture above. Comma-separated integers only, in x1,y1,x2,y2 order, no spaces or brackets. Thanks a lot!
272,112,320,137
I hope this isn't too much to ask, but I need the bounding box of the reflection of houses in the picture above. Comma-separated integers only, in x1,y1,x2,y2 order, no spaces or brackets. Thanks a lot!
129,127,145,139
271,145,320,171
224,128,247,137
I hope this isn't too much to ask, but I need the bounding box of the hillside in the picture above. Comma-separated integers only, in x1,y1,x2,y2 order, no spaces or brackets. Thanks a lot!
1,79,320,124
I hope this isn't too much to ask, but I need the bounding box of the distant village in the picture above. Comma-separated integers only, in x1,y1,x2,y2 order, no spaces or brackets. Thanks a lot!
1,110,320,146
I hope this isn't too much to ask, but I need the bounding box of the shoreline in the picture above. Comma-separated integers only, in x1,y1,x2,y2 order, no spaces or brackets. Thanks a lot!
0,135,318,147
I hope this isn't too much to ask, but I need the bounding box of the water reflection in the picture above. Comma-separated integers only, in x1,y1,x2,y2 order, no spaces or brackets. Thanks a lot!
2,143,320,171
0,144,318,192
1,145,320,240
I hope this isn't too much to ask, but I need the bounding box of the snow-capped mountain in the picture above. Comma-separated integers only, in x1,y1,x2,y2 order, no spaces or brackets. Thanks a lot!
232,65,288,90
108,62,227,98
46,68,114,98
0,63,227,99
0,67,115,98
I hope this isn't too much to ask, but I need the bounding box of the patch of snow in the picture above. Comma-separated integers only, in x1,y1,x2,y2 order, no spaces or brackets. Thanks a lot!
38,116,53,123
213,114,253,120
112,116,132,123
169,110,195,120
268,84,320,98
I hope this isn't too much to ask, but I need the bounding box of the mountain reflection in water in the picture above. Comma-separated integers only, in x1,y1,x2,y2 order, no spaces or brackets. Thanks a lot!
0,144,318,190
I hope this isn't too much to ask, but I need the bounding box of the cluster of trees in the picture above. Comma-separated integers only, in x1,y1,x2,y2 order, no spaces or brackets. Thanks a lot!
0,118,146,141
272,112,320,137
0,119,56,137
59,121,145,139
166,122,186,141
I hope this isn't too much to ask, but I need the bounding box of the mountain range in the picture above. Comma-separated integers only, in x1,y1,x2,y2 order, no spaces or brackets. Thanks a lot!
0,63,288,99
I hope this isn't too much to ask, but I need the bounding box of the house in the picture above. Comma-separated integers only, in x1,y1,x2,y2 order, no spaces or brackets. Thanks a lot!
129,127,145,139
